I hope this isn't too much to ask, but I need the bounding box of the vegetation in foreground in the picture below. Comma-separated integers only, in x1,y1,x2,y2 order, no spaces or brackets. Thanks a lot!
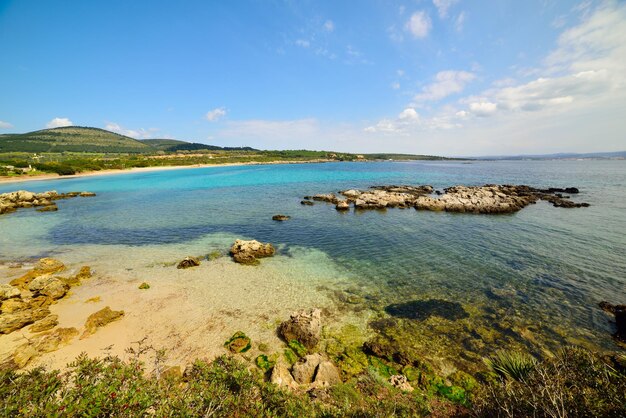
1,347,624,417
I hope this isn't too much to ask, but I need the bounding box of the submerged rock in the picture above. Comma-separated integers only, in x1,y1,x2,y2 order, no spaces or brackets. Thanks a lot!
272,214,291,221
384,299,469,321
230,239,275,265
81,306,124,339
177,256,200,269
300,200,314,206
278,309,322,349
599,301,626,343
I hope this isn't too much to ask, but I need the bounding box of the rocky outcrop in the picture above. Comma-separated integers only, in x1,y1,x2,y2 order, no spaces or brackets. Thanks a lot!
177,256,200,269
0,306,50,334
28,276,69,300
224,331,252,353
599,301,626,343
272,214,291,221
81,307,124,339
305,184,589,214
0,284,21,300
10,258,66,289
29,314,59,332
271,353,341,390
278,309,322,349
0,190,96,216
271,360,299,390
230,240,275,265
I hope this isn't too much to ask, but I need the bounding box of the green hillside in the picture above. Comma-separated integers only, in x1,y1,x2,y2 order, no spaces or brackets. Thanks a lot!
141,138,188,150
0,126,154,153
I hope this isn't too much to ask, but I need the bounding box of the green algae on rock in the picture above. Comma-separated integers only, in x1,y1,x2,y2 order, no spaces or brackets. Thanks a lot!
224,331,252,353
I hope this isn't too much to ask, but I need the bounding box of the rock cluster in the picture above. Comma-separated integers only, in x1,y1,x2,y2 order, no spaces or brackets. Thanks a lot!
1,259,93,336
271,354,341,390
0,190,96,215
230,239,275,265
272,214,291,221
304,184,589,214
271,309,341,391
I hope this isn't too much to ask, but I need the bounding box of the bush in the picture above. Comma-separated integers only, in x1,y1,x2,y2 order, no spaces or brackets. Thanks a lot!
473,347,626,417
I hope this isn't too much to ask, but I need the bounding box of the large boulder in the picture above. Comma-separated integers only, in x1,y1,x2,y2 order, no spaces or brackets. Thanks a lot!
28,276,69,300
271,360,298,390
278,309,322,349
312,360,341,387
10,258,66,289
292,353,323,384
0,284,21,301
230,240,275,265
0,307,50,334
81,307,124,339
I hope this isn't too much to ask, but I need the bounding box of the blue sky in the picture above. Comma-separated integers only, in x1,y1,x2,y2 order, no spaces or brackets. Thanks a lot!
1,0,625,156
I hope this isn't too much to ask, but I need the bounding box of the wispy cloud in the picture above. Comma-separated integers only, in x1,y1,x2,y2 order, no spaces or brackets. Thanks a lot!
405,11,432,38
105,122,158,139
205,107,227,122
0,121,13,129
46,117,73,128
414,70,476,102
323,20,334,32
433,0,459,19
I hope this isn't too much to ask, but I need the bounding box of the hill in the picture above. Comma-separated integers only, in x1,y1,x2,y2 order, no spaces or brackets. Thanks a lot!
0,127,154,153
141,138,257,152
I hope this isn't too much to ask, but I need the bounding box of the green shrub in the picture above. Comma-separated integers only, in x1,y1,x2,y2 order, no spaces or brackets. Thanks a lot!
483,350,537,381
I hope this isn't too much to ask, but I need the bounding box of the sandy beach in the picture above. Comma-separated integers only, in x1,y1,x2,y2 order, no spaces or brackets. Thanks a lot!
0,240,369,372
0,159,335,185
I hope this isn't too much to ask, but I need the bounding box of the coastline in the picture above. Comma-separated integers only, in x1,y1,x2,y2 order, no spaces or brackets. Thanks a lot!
0,158,335,185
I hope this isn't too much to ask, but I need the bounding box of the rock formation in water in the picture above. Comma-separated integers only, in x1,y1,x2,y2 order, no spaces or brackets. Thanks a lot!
230,239,275,265
0,190,96,215
305,184,590,214
278,309,322,349
599,301,626,343
177,256,201,269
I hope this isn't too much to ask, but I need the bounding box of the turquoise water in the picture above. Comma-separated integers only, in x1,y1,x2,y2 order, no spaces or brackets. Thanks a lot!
1,161,625,364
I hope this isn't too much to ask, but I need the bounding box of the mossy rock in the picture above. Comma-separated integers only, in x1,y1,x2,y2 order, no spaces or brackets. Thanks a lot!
255,354,275,372
447,370,478,391
224,331,251,353
283,348,298,365
338,347,369,377
368,356,399,379
138,282,150,290
258,342,269,352
288,340,307,357
433,383,468,405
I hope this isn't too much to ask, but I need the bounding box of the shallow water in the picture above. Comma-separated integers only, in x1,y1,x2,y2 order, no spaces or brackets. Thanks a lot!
1,161,625,368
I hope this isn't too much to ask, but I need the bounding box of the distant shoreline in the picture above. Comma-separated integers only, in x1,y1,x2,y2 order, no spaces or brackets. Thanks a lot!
0,159,335,185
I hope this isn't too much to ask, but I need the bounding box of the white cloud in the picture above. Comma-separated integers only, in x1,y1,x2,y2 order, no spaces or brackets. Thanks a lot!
433,0,459,19
323,20,334,32
414,70,476,102
0,121,13,129
405,11,432,39
46,117,73,128
398,108,419,120
295,39,310,48
468,101,498,117
105,122,158,139
455,11,466,31
205,107,227,122
391,82,401,90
